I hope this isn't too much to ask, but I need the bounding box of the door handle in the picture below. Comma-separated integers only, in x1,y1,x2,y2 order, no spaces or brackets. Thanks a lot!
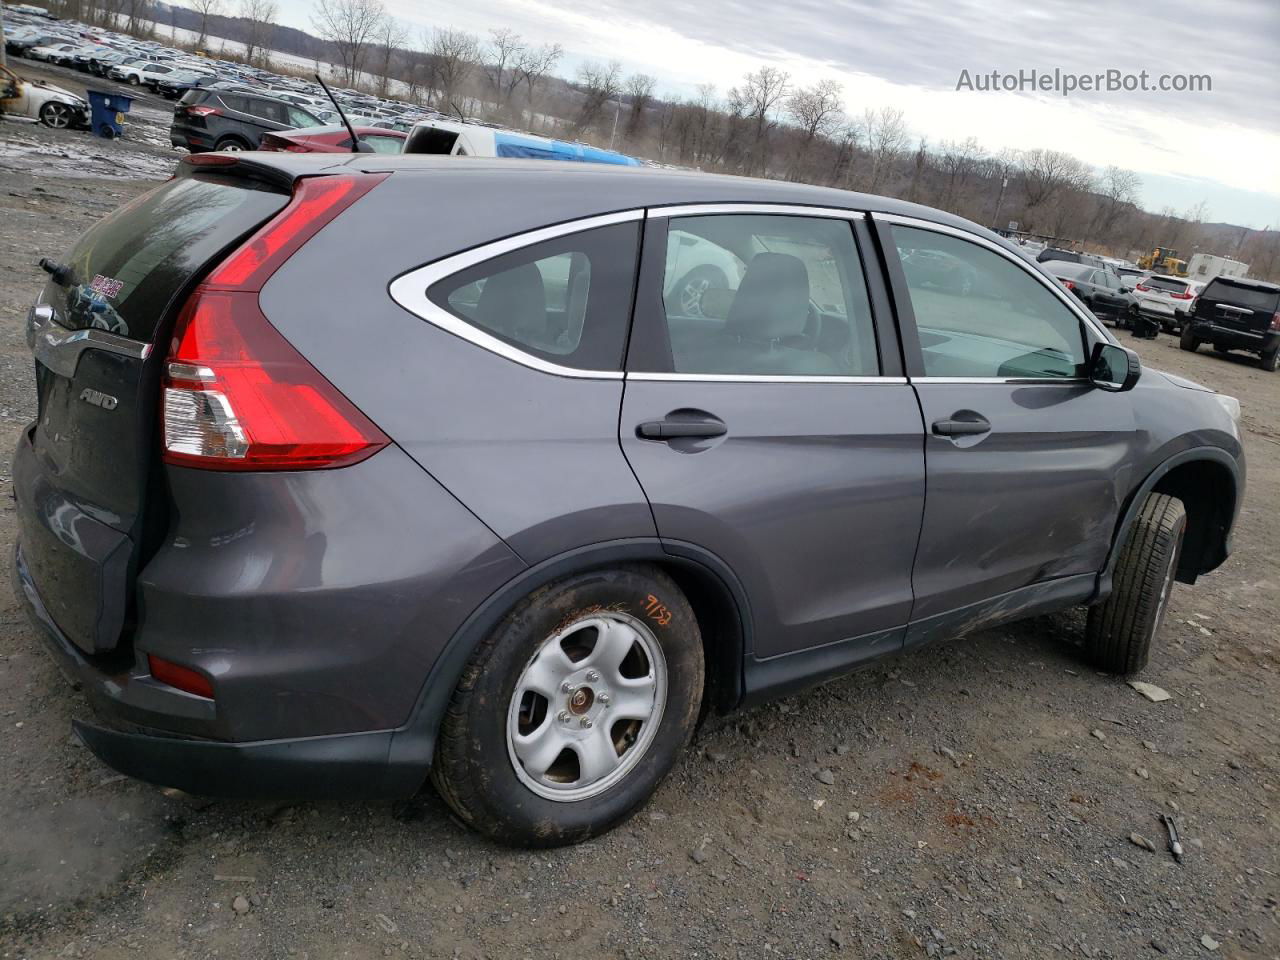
932,414,990,437
636,419,727,440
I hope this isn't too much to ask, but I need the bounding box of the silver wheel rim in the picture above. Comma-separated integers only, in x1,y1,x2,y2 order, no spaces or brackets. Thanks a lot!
220,142,245,152
506,612,667,803
42,103,71,128
679,277,711,316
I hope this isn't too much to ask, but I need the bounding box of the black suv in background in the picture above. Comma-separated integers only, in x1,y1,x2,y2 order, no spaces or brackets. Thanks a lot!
1181,276,1280,370
170,87,320,152
1037,247,1114,273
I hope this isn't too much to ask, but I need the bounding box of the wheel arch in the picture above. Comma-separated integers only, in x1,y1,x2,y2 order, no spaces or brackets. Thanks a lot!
1102,447,1240,593
386,538,751,783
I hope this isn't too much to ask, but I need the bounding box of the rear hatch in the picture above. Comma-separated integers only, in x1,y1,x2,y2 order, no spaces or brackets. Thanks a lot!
15,168,289,654
1194,277,1280,334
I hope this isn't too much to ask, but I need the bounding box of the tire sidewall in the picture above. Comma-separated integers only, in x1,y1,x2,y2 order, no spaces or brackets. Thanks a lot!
451,567,703,845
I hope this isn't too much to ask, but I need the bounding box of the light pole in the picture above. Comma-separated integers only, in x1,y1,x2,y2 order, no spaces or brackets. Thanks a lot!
609,97,621,150
991,176,1009,230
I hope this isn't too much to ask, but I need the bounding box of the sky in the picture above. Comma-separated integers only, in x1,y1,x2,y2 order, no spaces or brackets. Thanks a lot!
269,0,1280,228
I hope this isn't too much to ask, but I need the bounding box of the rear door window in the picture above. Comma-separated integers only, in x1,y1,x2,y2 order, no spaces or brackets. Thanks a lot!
1145,277,1187,294
427,222,641,372
43,174,288,343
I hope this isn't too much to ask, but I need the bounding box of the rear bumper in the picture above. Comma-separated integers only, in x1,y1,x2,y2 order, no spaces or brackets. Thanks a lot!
1189,320,1277,353
15,544,427,800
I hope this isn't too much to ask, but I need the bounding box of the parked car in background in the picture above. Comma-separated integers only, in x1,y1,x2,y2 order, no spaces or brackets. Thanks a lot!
1036,248,1113,273
170,88,321,151
1116,265,1145,290
155,69,219,100
109,61,174,86
1181,276,1280,370
26,42,81,63
259,124,407,154
1134,274,1197,332
0,63,89,129
14,155,1243,847
1043,260,1137,327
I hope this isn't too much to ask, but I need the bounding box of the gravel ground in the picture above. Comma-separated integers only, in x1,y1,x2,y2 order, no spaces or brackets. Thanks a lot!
0,126,1276,959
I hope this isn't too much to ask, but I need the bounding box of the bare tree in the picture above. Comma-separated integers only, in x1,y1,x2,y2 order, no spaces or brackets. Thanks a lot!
624,72,656,141
785,78,842,179
312,0,386,87
571,60,622,137
730,66,788,174
238,0,277,66
1090,165,1141,240
486,28,525,115
374,16,407,98
906,137,929,202
863,106,907,193
190,0,222,48
1020,148,1091,208
937,136,984,210
515,42,562,128
429,28,479,115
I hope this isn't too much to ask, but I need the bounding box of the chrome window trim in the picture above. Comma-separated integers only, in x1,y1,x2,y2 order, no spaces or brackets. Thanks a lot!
388,210,644,380
27,304,151,379
647,203,865,220
628,373,905,384
911,377,1089,385
872,212,1111,343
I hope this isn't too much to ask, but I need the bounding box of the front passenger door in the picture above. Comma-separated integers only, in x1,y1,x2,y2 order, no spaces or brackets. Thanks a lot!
878,218,1141,633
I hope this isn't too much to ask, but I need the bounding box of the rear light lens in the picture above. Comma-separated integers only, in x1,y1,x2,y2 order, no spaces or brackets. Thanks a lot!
1171,291,1193,300
186,104,220,116
283,144,310,153
162,174,389,471
1135,283,1151,292
1270,312,1280,332
148,654,214,699
1060,279,1075,290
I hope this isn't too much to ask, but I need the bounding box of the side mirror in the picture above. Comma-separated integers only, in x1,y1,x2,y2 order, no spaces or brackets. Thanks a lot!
1089,341,1140,392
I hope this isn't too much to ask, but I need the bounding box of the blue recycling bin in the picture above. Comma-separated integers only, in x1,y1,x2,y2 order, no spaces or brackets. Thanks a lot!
86,90,133,139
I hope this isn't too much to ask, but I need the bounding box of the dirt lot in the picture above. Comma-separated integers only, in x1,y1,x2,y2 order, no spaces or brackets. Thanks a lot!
0,124,1276,960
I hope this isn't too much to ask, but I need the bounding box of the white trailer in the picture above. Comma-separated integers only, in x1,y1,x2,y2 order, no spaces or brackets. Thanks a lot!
1187,254,1249,282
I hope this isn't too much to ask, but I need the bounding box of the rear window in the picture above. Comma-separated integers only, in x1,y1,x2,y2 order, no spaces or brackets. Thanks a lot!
46,174,287,343
1048,261,1093,278
427,222,641,372
1202,279,1280,312
1145,277,1188,293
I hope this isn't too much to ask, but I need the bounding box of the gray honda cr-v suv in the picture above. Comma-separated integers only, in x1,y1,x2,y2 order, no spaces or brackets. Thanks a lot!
14,154,1244,846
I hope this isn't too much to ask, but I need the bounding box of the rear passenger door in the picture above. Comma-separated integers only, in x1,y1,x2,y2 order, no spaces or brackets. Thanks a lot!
621,208,926,673
875,216,1141,637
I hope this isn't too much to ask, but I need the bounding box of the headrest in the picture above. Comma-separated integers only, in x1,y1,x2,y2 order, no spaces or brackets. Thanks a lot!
726,253,810,341
475,263,546,342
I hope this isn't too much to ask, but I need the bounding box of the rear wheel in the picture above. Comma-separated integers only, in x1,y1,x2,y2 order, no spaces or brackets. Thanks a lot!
432,566,704,847
1179,325,1199,352
214,136,249,152
127,75,140,85
1261,345,1279,372
1084,494,1186,675
673,265,729,318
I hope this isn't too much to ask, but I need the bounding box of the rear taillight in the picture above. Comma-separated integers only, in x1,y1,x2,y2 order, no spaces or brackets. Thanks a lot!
162,174,389,471
1171,291,1193,300
1135,283,1151,292
1060,279,1075,291
1270,312,1280,332
185,104,220,116
283,144,310,153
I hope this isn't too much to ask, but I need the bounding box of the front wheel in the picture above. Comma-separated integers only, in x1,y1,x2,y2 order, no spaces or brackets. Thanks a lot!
38,101,73,129
1179,325,1199,352
432,566,704,847
1084,494,1186,675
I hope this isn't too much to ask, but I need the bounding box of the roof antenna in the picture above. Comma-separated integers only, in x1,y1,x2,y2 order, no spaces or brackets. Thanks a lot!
315,72,367,154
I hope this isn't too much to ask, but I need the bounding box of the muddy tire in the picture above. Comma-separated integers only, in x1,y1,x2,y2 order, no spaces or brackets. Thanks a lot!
432,565,704,847
1179,325,1199,352
1084,494,1186,675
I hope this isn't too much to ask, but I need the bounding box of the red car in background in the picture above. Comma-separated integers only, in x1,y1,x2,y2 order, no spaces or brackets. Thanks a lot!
259,125,406,154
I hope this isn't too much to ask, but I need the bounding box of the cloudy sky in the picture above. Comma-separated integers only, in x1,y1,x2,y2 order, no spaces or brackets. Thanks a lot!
273,0,1280,227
